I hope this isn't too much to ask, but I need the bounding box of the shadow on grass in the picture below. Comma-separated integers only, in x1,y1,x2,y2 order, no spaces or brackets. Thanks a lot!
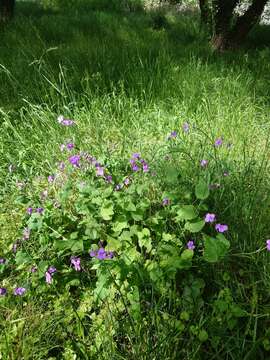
0,0,270,109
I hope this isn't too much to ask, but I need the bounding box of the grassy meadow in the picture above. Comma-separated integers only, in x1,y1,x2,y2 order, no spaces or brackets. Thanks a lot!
1,1,270,359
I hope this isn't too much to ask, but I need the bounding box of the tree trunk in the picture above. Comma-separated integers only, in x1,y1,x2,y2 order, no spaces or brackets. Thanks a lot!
0,0,15,22
229,0,268,47
211,0,239,50
199,0,210,26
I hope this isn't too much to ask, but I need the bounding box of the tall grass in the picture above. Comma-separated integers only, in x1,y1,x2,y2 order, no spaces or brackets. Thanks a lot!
1,1,270,358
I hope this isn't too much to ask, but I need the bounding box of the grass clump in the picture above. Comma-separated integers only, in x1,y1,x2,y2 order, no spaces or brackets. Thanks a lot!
1,1,270,358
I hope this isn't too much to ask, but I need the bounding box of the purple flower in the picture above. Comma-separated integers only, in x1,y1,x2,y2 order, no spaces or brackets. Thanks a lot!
0,288,7,296
48,175,55,183
27,207,33,215
66,143,75,150
57,115,75,126
48,266,57,274
45,266,57,284
205,213,216,223
142,163,149,173
132,153,140,159
223,171,229,177
107,251,114,259
0,258,6,264
168,131,177,139
69,155,80,167
45,272,52,284
214,138,223,147
90,248,114,260
90,250,97,257
36,207,44,214
162,197,170,206
215,224,228,233
23,228,30,241
140,159,149,173
105,175,113,183
123,178,130,186
59,161,65,171
14,287,26,296
200,159,208,167
30,266,38,273
97,248,107,260
187,241,195,250
132,164,139,172
70,256,81,271
96,166,105,177
266,240,270,251
182,122,189,133
115,184,123,191
62,119,75,126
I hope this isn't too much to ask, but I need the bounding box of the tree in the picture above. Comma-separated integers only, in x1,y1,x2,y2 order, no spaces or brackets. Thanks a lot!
199,0,269,50
0,0,15,22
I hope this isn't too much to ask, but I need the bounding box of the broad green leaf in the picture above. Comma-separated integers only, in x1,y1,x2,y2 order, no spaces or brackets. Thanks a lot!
203,235,230,263
112,221,128,233
38,260,49,278
195,179,210,200
54,239,84,252
176,205,197,221
15,251,32,266
198,330,208,342
125,201,136,212
137,228,152,252
185,220,205,233
100,203,114,220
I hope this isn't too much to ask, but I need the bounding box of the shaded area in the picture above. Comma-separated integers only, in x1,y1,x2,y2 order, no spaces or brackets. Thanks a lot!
0,1,270,113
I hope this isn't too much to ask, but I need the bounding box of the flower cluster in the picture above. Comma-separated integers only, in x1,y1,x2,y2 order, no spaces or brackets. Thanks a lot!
130,153,149,173
70,256,81,271
57,115,75,126
90,247,114,260
187,240,195,250
168,131,177,139
60,142,75,151
27,207,44,215
0,287,26,296
205,213,228,233
45,266,57,284
69,155,81,167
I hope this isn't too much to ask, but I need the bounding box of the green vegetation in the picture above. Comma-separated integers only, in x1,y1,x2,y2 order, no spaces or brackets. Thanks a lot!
1,1,270,359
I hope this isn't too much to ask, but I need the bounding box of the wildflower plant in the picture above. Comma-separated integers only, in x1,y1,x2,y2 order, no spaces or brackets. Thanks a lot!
0,119,242,358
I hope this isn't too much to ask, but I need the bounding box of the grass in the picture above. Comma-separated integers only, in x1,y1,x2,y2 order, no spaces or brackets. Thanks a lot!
1,1,270,358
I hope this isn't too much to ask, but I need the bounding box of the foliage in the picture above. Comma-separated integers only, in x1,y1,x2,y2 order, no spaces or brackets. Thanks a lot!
1,1,270,358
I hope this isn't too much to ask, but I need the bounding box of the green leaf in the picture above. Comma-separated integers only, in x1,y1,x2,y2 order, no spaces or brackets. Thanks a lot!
185,220,205,233
137,228,152,252
100,202,114,220
203,235,230,263
112,217,128,233
15,251,32,266
198,330,208,342
54,239,84,252
176,205,197,221
195,179,210,200
125,201,137,212
38,260,49,278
